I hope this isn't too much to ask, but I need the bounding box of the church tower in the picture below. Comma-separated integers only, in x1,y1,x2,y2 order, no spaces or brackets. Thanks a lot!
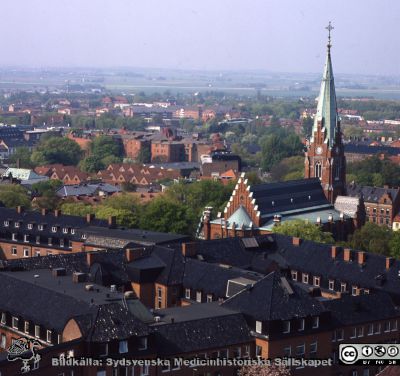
305,22,346,204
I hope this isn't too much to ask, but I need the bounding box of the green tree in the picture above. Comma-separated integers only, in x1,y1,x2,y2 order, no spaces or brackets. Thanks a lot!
0,185,31,209
389,231,400,259
31,137,83,166
79,155,104,173
90,135,123,160
140,197,195,234
9,147,35,168
348,222,392,255
95,206,138,228
273,219,334,244
60,202,94,217
31,179,63,196
136,148,151,164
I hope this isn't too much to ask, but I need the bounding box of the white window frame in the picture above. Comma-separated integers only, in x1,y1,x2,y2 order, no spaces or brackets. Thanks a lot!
139,337,147,350
38,224,43,231
299,318,305,331
350,327,357,339
63,228,68,234
23,248,29,257
295,344,305,357
384,321,391,333
337,329,344,341
340,282,347,292
119,340,128,354
47,330,52,343
35,325,40,338
283,320,291,333
185,288,190,299
14,222,20,228
196,291,202,303
0,333,6,349
1,313,5,325
140,365,149,376
329,280,334,290
71,229,75,235
312,316,319,329
207,294,213,302
367,324,373,336
52,226,57,233
11,247,17,256
256,321,262,334
352,286,357,296
374,323,381,334
12,233,17,241
358,326,364,337
313,276,320,287
291,270,297,281
392,320,398,331
4,220,9,227
302,273,309,284
24,321,29,334
28,223,33,230
24,234,29,243
310,341,318,355
12,317,19,330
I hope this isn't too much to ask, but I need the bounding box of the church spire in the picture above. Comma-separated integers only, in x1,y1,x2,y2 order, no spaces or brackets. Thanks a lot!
311,21,339,149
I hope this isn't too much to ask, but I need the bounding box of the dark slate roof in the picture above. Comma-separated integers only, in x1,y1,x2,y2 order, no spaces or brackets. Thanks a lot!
346,183,399,203
250,178,331,222
0,269,148,341
83,226,189,246
182,258,261,297
344,143,400,156
222,271,326,321
152,303,251,355
323,292,400,326
56,183,121,197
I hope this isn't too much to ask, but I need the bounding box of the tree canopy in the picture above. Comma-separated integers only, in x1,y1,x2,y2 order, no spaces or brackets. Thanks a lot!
31,137,83,166
272,219,334,244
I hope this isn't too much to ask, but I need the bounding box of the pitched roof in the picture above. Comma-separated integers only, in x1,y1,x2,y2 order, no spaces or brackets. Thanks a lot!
334,195,360,218
222,271,326,321
323,292,400,326
347,183,399,203
226,205,254,229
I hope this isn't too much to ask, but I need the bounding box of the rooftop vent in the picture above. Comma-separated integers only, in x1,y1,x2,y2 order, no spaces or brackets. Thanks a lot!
72,272,87,283
85,284,94,291
52,268,66,277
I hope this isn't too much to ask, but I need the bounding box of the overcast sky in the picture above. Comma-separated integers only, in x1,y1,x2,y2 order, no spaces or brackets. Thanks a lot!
1,0,399,75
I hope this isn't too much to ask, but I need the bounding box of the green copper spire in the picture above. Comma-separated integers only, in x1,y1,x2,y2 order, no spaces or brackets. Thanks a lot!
311,21,339,148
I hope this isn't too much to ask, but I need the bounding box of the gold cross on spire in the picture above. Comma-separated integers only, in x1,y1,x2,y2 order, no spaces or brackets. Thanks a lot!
326,21,334,48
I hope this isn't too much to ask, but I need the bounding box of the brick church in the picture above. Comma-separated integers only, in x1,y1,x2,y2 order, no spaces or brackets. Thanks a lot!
199,28,365,241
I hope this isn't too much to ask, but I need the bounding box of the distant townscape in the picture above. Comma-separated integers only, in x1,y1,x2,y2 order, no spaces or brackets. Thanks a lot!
0,29,400,376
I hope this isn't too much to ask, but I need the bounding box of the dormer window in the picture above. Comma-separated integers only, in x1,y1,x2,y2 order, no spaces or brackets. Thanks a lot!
60,239,64,248
299,319,305,331
38,224,44,231
291,270,298,281
46,330,52,343
62,228,68,234
119,340,128,354
4,220,9,227
283,320,291,333
312,316,319,329
35,325,40,338
12,233,17,241
1,313,6,324
196,291,202,303
340,282,347,293
81,234,87,240
329,280,335,290
27,223,33,230
139,337,147,350
12,317,18,330
71,229,75,235
51,226,57,233
185,289,190,299
24,321,29,334
24,234,29,243
256,321,262,334
313,276,320,287
302,273,309,284
14,222,20,228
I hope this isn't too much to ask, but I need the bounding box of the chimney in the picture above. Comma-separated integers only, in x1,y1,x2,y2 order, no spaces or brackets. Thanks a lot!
344,248,352,262
16,206,23,214
358,251,366,265
41,208,48,216
86,252,96,266
125,248,146,262
331,246,339,259
108,216,116,228
292,237,302,246
386,257,394,270
182,242,197,258
54,209,61,217
72,272,88,283
86,213,95,224
52,267,66,277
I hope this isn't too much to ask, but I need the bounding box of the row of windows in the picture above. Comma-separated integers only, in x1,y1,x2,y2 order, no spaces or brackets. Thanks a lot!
255,316,319,335
10,235,73,249
3,220,76,234
185,288,214,303
1,313,54,344
11,247,56,257
98,337,148,357
291,270,368,296
366,207,390,215
332,320,398,342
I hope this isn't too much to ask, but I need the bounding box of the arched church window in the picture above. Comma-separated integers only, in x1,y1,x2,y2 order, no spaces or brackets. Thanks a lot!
315,162,322,179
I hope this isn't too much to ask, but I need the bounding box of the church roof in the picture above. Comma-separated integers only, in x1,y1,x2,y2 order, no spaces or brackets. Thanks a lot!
311,39,339,148
226,205,253,229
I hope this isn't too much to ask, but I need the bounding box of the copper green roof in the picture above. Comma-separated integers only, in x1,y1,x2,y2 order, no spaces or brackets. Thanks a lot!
311,43,339,148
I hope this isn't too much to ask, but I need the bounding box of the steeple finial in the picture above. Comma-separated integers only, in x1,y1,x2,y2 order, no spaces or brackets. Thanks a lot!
326,21,334,50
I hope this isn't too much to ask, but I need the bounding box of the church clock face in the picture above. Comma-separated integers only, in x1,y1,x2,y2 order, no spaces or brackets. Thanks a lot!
316,146,323,155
